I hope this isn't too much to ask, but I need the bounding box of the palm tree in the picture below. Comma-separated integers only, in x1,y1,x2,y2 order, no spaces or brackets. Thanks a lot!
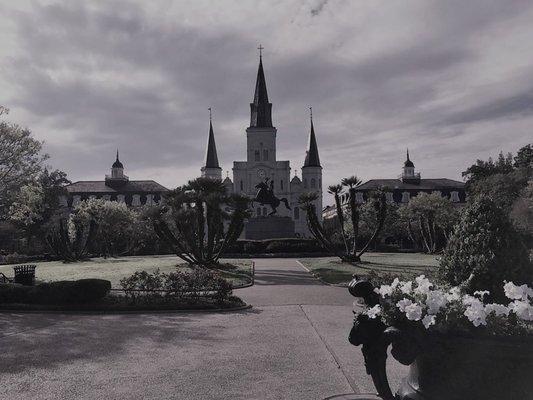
299,175,388,263
341,176,362,254
327,184,348,253
149,177,250,268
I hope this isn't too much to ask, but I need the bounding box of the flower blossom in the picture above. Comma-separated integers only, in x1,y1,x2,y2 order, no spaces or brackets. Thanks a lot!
508,300,533,321
366,304,382,319
422,314,436,329
503,282,533,301
473,290,490,300
396,298,413,312
425,289,447,315
400,281,413,294
375,278,402,297
375,285,393,297
414,275,433,295
404,303,423,321
463,295,487,327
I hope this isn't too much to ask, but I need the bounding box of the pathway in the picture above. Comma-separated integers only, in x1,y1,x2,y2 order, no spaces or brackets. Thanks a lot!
0,258,407,400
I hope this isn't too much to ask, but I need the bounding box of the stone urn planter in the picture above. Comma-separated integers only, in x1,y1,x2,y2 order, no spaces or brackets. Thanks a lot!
348,279,533,400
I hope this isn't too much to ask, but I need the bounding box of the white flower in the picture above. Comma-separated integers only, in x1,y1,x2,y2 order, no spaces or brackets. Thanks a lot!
414,275,433,295
503,282,533,301
396,298,413,312
463,295,487,327
375,285,393,297
425,289,447,315
446,287,461,302
404,303,423,321
509,300,533,321
484,303,510,317
400,281,413,294
422,314,436,329
474,290,490,300
366,304,382,319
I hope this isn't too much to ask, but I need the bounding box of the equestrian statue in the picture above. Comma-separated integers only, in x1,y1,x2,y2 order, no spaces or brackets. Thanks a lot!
252,178,291,216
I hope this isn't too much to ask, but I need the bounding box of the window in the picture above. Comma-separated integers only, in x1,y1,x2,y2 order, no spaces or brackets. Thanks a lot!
401,192,410,203
294,206,300,220
257,208,261,216
263,149,268,161
240,180,244,191
451,191,460,202
385,192,394,203
311,178,316,188
280,180,284,190
355,192,364,203
254,150,260,161
263,207,267,216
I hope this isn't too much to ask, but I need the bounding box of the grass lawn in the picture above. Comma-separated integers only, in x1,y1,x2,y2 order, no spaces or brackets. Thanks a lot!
299,252,439,285
0,255,253,289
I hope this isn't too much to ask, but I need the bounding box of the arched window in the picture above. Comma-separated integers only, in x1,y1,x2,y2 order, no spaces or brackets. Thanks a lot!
311,178,316,188
240,180,244,191
294,206,300,220
254,150,260,161
280,180,284,190
263,149,268,161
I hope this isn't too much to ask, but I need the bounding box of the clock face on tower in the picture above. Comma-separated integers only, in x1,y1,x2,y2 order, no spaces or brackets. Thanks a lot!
257,169,266,179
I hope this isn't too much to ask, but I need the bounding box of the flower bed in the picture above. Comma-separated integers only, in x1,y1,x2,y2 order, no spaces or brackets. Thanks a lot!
363,275,532,336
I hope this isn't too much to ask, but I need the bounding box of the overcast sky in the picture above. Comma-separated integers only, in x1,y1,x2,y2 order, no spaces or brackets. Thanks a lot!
1,0,532,198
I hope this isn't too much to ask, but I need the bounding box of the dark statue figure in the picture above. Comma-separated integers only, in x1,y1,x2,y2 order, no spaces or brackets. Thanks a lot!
252,178,291,216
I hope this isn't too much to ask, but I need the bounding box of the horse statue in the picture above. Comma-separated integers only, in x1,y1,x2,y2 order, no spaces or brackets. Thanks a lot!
252,178,291,216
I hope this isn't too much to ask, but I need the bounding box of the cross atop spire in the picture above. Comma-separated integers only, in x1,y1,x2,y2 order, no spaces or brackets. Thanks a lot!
309,106,313,122
258,44,264,59
208,107,212,122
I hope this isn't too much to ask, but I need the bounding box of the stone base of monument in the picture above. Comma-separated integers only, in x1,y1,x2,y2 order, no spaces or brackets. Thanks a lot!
323,394,381,400
244,216,295,240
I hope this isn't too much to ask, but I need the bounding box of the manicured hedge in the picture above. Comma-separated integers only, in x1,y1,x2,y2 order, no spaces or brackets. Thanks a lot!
224,238,325,254
0,279,111,305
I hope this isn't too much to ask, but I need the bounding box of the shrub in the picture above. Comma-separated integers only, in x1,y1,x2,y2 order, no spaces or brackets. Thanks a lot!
120,268,233,305
0,283,32,303
243,241,265,254
439,196,533,302
0,279,111,304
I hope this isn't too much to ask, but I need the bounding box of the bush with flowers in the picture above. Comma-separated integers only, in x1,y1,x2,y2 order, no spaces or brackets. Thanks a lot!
363,276,532,336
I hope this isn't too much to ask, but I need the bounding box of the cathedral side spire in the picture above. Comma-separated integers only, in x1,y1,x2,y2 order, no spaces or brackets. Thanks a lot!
304,107,321,168
202,109,222,180
249,46,273,128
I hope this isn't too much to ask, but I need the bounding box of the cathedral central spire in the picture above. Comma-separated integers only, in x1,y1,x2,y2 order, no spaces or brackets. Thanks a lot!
249,46,273,128
304,107,321,168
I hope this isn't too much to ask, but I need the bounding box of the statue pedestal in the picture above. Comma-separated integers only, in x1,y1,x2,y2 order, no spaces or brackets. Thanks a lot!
244,216,295,240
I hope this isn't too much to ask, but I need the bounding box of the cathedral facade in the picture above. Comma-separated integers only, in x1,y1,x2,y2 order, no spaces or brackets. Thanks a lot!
200,55,323,238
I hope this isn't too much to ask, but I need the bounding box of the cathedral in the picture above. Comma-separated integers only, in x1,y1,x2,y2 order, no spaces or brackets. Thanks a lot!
200,53,323,239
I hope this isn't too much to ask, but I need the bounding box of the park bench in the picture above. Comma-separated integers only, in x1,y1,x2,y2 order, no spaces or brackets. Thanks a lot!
13,264,37,286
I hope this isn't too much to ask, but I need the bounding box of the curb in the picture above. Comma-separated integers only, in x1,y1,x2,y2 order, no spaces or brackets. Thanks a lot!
0,303,253,315
295,260,350,288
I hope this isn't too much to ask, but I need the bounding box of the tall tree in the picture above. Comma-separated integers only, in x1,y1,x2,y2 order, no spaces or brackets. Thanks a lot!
400,192,458,253
0,122,48,217
8,169,70,245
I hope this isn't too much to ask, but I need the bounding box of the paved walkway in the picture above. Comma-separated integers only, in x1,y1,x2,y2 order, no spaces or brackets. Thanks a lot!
0,259,407,400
